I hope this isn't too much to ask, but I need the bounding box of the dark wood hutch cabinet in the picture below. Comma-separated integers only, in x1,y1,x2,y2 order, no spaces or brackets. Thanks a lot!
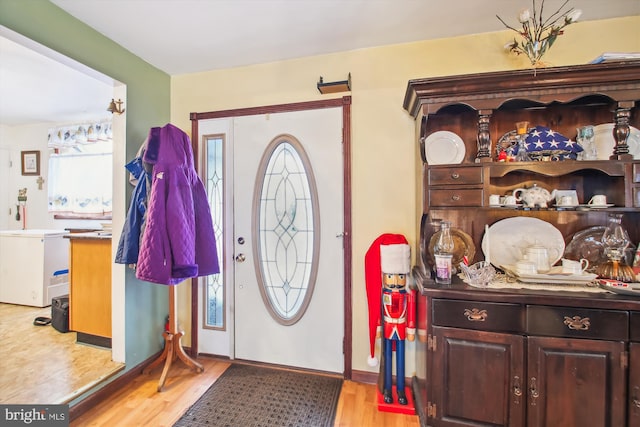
403,62,640,427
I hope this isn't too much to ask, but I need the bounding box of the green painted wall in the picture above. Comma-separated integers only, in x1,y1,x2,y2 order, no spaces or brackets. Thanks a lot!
0,0,171,399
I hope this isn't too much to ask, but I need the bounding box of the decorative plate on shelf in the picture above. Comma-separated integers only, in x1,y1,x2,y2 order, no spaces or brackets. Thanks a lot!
424,131,465,165
496,130,519,156
598,279,640,296
564,226,636,270
428,228,475,268
481,217,565,268
593,123,640,160
564,226,606,271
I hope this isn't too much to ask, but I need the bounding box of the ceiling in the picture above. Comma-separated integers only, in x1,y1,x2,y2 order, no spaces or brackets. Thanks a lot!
1,0,638,126
50,0,640,75
0,33,114,127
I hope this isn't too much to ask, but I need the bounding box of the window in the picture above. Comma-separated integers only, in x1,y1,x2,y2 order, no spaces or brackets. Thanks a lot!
47,122,113,217
203,134,224,329
254,135,319,325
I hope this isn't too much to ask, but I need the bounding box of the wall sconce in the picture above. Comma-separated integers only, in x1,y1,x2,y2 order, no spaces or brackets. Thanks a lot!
107,98,125,115
317,73,351,94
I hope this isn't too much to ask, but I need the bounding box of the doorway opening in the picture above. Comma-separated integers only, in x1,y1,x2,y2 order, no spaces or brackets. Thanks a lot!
0,25,126,404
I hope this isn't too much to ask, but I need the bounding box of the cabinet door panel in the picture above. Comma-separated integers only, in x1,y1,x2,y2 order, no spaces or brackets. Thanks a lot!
527,336,625,427
69,239,112,337
630,311,640,342
630,343,640,426
432,326,525,427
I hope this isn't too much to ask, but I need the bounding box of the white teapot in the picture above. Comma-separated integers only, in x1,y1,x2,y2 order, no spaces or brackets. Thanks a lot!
523,245,552,273
513,185,557,208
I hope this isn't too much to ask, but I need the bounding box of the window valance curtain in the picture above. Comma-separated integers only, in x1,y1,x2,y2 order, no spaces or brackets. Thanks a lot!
48,121,112,148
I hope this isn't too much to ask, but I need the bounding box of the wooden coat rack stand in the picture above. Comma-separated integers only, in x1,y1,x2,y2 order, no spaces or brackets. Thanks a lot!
143,285,203,391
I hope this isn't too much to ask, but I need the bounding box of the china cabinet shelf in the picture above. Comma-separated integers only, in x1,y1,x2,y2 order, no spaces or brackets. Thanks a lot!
488,160,626,177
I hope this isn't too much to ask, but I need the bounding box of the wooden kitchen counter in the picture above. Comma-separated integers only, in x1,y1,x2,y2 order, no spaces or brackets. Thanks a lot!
66,233,112,347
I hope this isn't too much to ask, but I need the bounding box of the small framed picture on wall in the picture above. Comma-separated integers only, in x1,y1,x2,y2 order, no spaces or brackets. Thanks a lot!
21,150,40,176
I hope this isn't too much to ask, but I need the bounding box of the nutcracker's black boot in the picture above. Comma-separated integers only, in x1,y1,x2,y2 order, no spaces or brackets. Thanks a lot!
383,388,393,404
397,388,408,405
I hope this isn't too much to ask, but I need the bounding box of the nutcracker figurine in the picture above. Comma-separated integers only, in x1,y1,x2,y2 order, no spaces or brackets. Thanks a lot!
365,234,416,406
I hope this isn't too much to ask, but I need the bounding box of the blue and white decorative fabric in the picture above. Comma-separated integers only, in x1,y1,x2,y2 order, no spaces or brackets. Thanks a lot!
524,126,583,160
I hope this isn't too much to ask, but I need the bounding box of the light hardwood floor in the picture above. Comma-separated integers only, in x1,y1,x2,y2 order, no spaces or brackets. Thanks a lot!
71,357,422,427
0,303,123,404
1,303,421,426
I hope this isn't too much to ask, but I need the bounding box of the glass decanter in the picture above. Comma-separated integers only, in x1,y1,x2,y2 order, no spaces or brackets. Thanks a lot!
577,125,597,160
434,221,455,284
596,213,635,282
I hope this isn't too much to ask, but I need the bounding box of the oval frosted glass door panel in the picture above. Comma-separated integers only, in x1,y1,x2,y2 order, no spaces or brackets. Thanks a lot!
253,135,319,325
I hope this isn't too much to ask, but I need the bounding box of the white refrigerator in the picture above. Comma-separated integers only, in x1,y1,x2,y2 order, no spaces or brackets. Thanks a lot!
0,229,70,307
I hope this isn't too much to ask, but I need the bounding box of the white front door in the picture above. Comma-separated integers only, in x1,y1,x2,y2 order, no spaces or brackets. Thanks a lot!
197,106,344,373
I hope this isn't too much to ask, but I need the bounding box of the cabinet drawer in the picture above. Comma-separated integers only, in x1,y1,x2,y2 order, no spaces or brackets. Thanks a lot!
527,305,628,341
429,189,483,207
631,311,640,342
429,167,483,186
432,299,524,333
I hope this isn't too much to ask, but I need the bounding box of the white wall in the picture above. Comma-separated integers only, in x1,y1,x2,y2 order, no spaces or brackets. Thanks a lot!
0,149,8,230
0,125,9,229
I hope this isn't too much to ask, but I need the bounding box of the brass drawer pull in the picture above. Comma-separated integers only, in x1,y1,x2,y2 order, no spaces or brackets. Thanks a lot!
451,194,461,201
563,315,590,331
451,172,460,179
463,308,487,322
513,376,522,405
529,377,539,405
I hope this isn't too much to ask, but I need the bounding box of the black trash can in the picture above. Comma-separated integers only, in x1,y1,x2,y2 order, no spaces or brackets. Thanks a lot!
51,295,69,333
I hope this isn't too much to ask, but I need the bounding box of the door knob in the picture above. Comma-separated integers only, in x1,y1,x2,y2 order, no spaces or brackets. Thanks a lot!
235,253,246,263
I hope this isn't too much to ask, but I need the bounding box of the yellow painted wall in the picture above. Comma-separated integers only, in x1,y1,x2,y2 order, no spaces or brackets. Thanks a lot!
171,16,640,375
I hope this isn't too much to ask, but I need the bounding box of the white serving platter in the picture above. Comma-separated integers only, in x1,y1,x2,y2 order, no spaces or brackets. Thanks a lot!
502,265,597,285
593,123,640,160
482,217,565,268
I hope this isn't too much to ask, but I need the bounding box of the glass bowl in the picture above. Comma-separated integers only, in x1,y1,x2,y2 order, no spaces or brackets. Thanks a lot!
460,261,496,288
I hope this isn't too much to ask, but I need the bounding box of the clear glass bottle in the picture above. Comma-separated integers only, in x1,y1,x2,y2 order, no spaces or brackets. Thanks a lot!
577,125,597,160
434,221,455,284
514,121,531,162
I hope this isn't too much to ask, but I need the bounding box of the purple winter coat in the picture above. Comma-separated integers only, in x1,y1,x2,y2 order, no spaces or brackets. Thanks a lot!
135,123,220,285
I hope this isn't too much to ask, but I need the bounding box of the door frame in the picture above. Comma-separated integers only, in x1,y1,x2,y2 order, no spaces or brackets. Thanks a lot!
189,96,353,378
